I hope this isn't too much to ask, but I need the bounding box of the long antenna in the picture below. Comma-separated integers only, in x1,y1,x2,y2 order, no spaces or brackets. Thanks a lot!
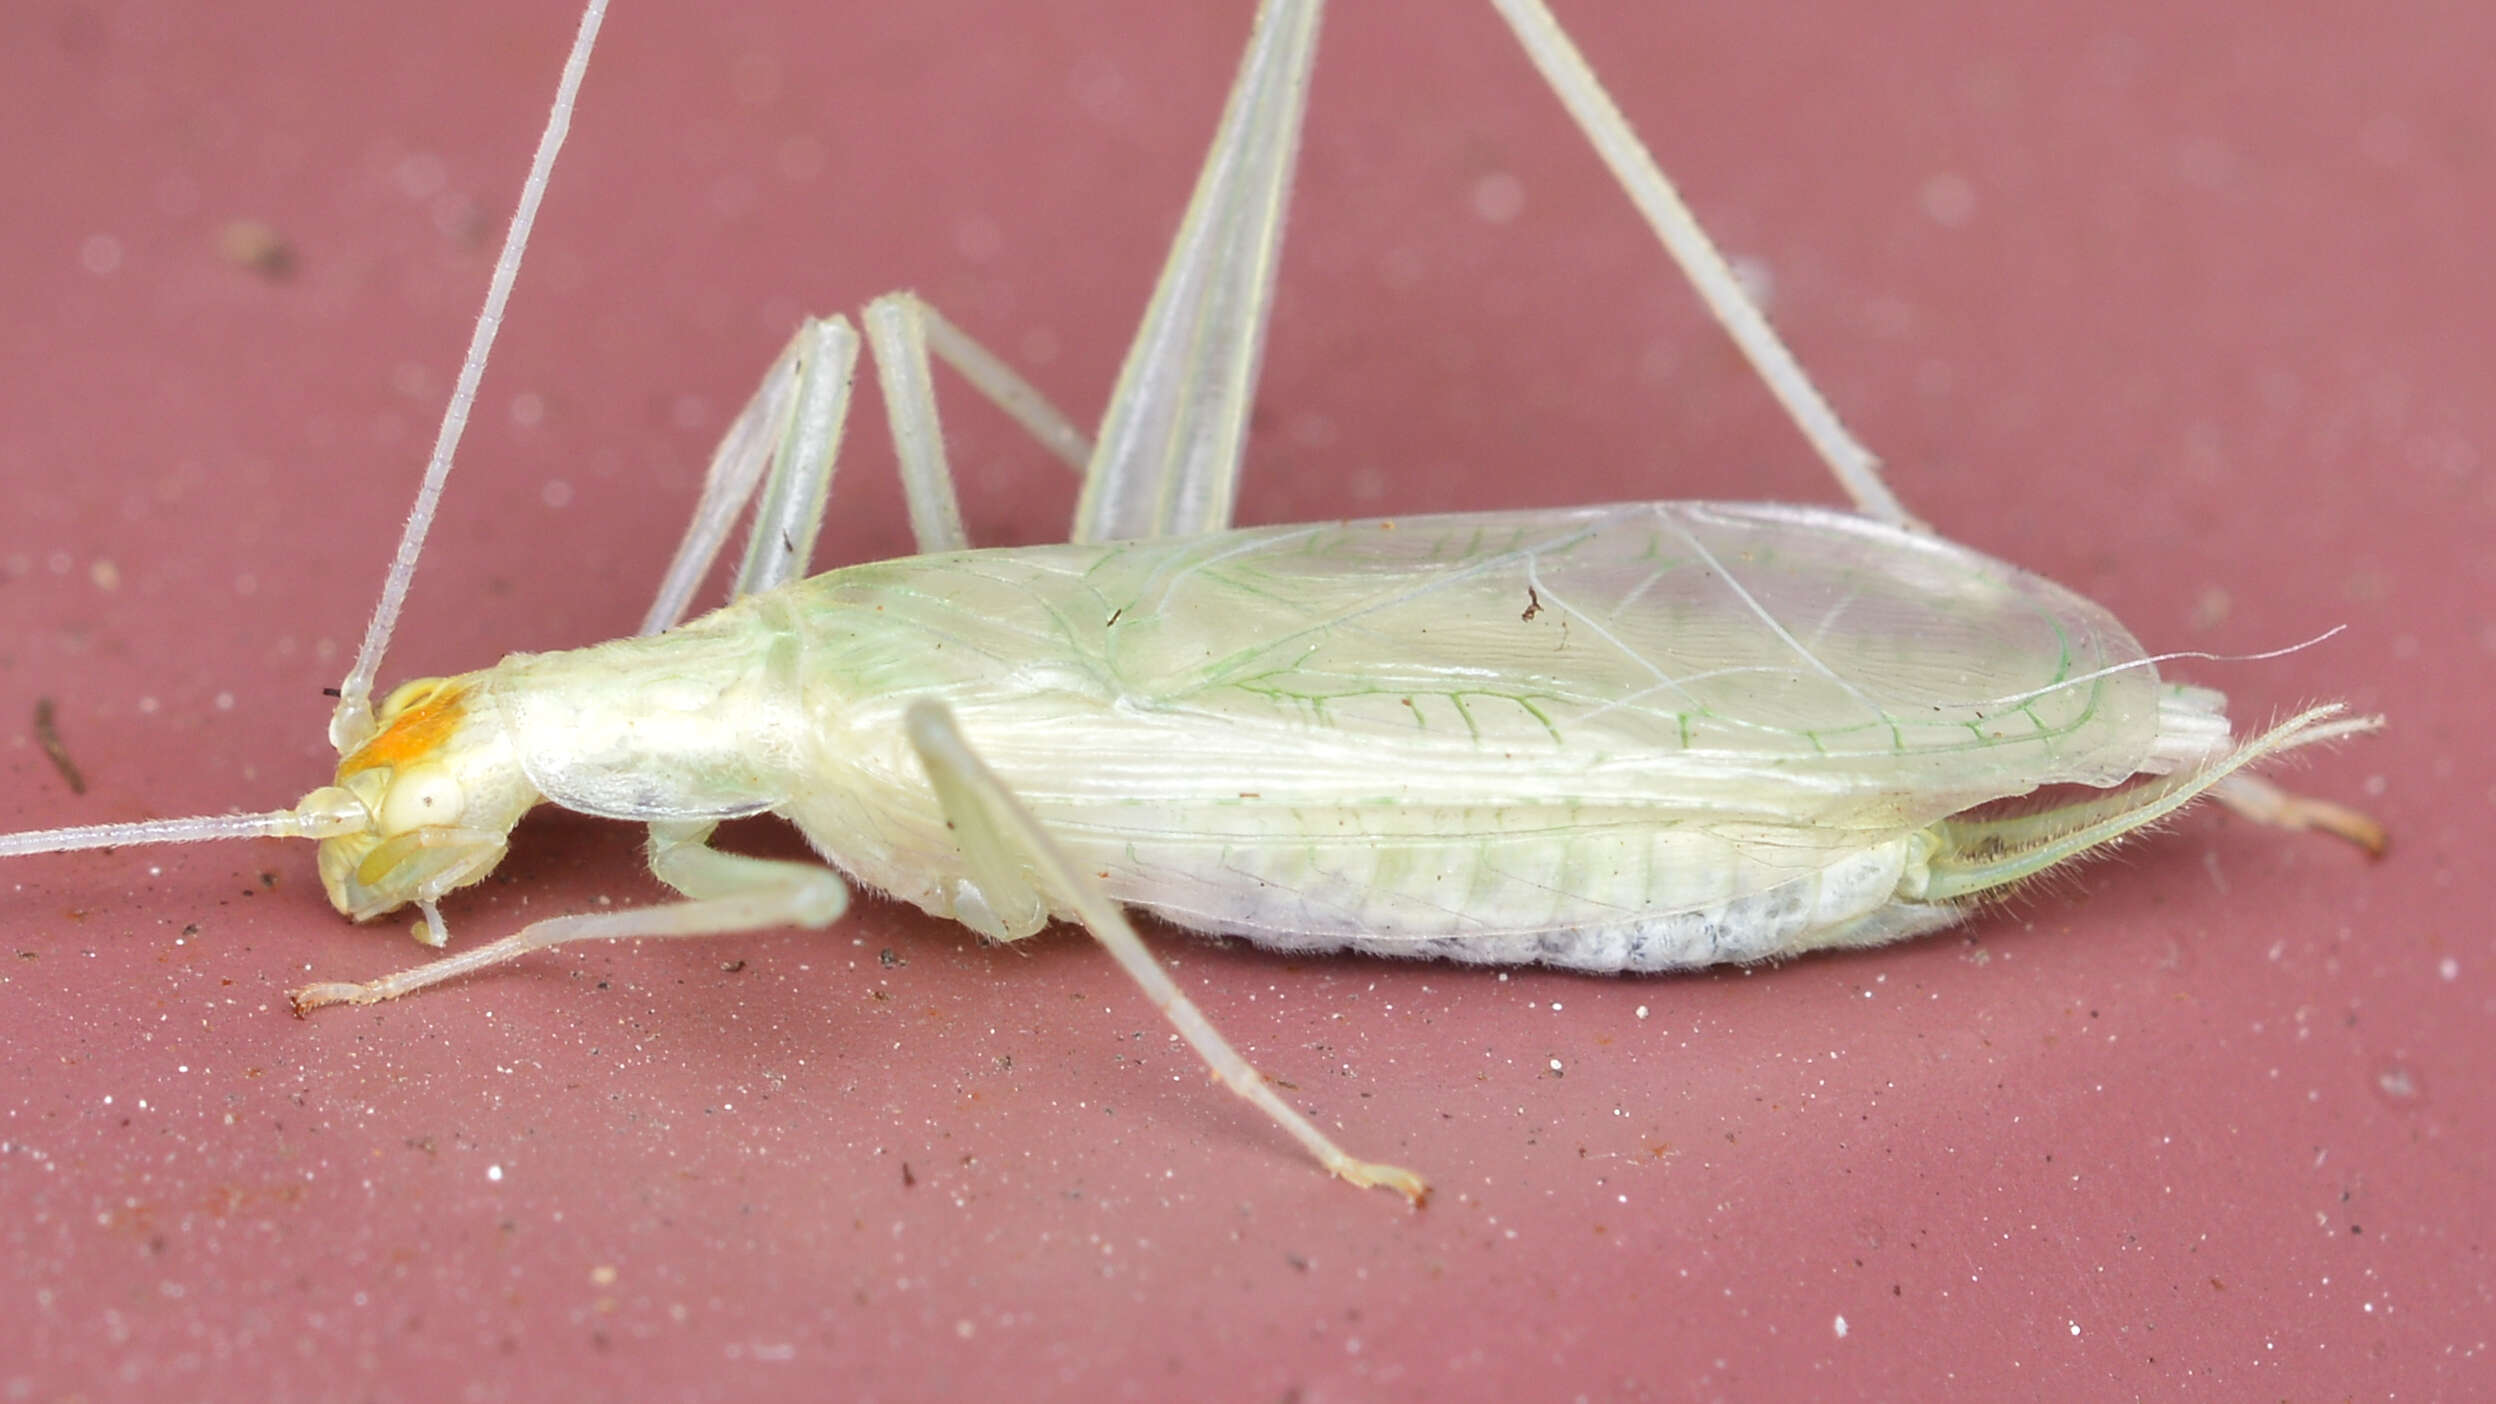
0,796,367,859
328,0,612,756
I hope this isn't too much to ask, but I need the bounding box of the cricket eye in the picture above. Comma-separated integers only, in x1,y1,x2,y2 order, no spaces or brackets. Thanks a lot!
376,765,465,836
375,677,451,725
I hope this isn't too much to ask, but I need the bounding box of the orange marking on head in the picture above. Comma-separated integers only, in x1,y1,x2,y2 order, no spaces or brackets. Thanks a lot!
339,681,472,778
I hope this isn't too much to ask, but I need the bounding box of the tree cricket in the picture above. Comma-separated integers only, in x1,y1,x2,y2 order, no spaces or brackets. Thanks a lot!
1,0,2383,1203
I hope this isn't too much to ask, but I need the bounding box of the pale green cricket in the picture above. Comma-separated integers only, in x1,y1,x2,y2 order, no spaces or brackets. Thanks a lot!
1,0,2382,1204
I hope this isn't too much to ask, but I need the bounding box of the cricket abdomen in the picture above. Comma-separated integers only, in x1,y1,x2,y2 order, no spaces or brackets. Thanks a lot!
1085,814,1955,972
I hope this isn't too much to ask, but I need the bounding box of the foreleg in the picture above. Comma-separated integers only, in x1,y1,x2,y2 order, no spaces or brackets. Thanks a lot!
289,822,850,1010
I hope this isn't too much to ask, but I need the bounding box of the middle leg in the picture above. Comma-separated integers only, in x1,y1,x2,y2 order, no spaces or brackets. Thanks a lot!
902,698,1429,1204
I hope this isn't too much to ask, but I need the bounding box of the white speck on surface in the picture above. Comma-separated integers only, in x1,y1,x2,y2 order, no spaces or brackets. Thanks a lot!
1017,326,1060,368
1729,254,1774,308
2439,957,2460,981
486,1164,504,1183
1834,1314,1848,1339
1920,171,1977,226
1470,170,1525,224
953,215,1003,264
1635,1005,1649,1020
2069,1320,2081,1336
394,152,447,198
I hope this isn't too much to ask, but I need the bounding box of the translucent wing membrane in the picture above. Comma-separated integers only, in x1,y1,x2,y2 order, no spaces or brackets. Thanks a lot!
804,503,2173,830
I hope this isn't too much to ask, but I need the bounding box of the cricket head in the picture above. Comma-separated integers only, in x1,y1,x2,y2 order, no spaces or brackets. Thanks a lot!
300,674,540,929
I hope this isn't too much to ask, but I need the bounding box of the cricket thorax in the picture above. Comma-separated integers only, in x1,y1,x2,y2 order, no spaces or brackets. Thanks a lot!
482,596,817,824
305,674,540,922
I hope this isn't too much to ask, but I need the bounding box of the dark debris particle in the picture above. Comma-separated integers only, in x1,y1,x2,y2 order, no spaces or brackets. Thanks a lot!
33,697,86,794
217,219,297,278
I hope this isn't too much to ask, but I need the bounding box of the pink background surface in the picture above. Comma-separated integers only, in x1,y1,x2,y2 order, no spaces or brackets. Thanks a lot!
2,2,2484,1399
